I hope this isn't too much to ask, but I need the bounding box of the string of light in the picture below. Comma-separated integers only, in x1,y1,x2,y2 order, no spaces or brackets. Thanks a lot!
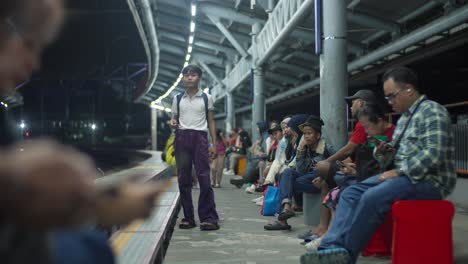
150,2,197,111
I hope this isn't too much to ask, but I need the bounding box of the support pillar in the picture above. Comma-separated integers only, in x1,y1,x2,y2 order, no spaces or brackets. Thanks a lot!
225,63,234,133
251,22,265,142
151,108,157,151
320,0,347,149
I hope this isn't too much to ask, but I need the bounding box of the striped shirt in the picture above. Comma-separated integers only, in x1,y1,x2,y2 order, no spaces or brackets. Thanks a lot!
393,95,456,197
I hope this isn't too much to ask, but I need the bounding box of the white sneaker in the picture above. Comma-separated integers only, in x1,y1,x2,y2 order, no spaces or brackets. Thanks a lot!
223,168,228,173
245,184,256,194
256,199,264,206
224,170,235,176
251,196,263,203
305,236,323,251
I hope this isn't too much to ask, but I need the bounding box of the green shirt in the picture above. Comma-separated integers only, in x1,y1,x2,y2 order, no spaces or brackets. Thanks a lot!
393,95,456,197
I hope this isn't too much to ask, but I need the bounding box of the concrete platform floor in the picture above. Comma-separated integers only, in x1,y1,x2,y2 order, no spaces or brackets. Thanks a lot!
164,182,468,264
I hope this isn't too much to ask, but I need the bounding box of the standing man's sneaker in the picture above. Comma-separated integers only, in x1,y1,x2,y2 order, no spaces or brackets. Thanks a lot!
300,248,350,264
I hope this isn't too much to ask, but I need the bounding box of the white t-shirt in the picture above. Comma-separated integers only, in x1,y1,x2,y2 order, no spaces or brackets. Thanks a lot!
171,89,214,131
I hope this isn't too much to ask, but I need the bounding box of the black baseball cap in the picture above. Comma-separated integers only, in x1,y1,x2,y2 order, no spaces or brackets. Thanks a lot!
268,124,282,134
344,89,377,105
299,115,324,133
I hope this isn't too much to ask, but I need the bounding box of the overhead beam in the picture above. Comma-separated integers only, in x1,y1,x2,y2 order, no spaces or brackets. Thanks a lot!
265,71,300,85
363,1,442,44
347,10,400,33
206,15,249,57
192,52,225,67
198,61,225,86
272,62,312,75
160,42,185,55
194,39,237,55
199,3,264,25
159,29,186,43
347,0,361,9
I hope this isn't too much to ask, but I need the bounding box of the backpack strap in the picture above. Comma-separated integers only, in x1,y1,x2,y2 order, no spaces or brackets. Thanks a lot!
202,92,209,120
176,93,183,125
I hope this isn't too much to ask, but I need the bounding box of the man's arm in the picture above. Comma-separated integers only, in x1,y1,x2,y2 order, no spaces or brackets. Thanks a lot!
324,141,360,163
170,96,178,128
207,111,217,154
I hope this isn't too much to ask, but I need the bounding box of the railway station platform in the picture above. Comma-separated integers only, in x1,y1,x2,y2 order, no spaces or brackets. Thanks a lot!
164,182,468,264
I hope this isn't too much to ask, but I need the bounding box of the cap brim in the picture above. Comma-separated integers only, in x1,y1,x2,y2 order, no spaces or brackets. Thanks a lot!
344,96,357,102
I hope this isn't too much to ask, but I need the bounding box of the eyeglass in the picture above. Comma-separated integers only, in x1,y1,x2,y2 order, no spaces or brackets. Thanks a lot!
385,89,403,102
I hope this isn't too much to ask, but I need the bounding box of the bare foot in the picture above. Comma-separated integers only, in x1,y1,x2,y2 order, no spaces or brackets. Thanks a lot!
311,225,328,236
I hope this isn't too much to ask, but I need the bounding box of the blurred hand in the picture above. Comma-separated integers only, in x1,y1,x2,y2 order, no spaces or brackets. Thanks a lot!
340,161,357,175
315,160,331,179
312,177,323,188
379,169,399,182
96,179,171,226
3,140,98,229
169,118,178,128
377,141,393,154
209,144,217,156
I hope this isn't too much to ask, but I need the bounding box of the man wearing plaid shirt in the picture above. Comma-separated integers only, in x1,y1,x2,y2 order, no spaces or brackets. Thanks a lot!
301,67,456,264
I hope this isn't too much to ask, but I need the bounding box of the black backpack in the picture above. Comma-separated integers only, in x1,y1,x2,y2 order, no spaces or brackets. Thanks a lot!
355,144,381,182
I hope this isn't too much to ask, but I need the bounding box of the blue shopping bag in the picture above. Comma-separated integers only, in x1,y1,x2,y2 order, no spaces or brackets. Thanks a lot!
262,185,280,216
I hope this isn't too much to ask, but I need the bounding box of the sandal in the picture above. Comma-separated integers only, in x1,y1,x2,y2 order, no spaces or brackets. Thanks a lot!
277,209,295,221
179,219,196,229
199,222,220,231
264,221,291,231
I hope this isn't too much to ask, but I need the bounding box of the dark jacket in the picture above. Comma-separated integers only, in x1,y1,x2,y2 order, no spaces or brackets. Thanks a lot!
296,138,335,175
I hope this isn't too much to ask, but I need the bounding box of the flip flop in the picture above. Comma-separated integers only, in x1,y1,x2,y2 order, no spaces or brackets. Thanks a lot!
264,221,291,231
179,219,196,229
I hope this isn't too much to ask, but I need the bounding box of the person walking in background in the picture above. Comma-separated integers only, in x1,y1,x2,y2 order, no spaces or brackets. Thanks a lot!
211,129,228,188
170,64,219,231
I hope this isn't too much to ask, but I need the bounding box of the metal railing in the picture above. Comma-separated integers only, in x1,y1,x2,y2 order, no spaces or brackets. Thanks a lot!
219,0,314,98
453,124,468,172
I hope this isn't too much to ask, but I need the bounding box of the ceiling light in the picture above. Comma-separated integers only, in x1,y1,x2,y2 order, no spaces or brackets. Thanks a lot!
190,22,196,32
188,45,193,53
191,4,197,16
189,35,194,44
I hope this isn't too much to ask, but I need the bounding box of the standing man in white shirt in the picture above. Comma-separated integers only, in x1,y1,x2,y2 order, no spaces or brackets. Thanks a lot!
170,64,219,231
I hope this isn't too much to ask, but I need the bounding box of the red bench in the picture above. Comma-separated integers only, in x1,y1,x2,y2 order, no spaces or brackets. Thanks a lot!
363,200,455,264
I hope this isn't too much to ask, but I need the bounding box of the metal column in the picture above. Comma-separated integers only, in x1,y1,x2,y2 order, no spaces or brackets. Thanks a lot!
320,0,347,149
225,63,234,133
151,108,157,151
252,22,265,142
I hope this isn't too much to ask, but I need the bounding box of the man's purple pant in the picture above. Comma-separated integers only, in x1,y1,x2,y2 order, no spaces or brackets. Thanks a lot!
175,129,219,225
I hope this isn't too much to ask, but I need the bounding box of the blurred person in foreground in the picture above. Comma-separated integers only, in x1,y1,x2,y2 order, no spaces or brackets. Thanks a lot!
0,0,169,263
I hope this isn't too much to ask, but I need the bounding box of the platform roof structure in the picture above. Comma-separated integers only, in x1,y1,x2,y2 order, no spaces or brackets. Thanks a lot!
127,0,468,115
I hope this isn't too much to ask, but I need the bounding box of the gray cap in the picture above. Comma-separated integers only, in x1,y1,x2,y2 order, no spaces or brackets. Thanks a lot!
344,89,377,104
